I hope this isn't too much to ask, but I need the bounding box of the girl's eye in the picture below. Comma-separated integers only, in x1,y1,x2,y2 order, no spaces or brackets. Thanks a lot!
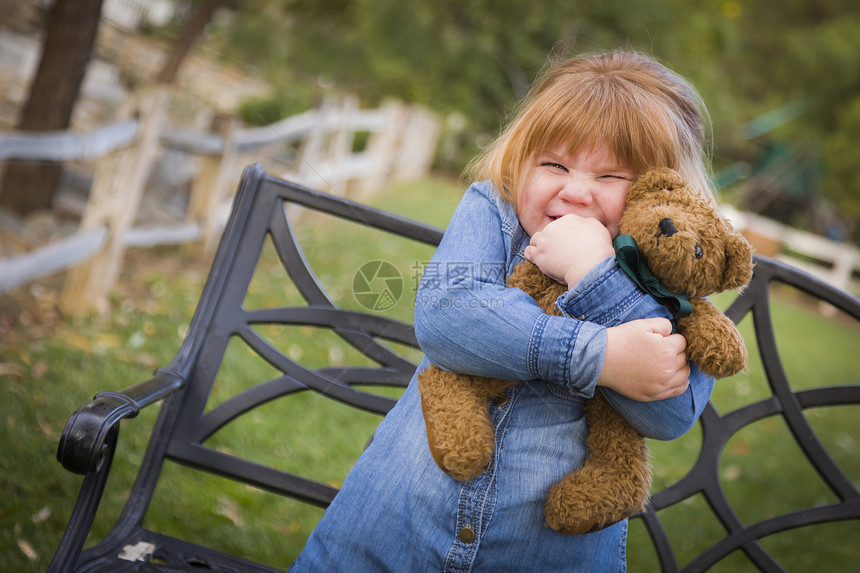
541,162,568,172
599,174,628,181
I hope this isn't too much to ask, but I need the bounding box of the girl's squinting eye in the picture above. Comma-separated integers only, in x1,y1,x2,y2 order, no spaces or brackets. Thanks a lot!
541,162,568,172
599,174,629,181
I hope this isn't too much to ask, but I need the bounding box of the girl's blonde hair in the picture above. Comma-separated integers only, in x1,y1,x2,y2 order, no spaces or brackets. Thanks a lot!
467,50,714,203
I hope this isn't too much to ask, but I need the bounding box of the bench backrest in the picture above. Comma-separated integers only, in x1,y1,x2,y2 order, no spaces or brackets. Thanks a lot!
52,164,860,572
156,164,443,507
642,256,860,571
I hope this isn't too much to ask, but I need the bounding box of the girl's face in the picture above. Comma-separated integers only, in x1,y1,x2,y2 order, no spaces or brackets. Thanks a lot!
517,144,634,237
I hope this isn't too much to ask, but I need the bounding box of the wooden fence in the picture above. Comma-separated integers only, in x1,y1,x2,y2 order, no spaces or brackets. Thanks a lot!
721,205,860,296
0,87,441,313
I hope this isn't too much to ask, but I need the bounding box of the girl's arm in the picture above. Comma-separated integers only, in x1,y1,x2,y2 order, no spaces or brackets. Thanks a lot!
558,258,713,440
601,365,712,441
526,214,693,403
415,182,713,437
414,182,606,392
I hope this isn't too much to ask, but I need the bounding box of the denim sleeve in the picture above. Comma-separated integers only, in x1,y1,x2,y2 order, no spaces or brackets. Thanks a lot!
600,364,713,441
559,258,715,440
413,182,714,434
414,183,604,393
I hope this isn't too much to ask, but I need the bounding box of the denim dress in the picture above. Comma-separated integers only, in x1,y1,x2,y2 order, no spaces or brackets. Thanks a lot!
289,181,713,572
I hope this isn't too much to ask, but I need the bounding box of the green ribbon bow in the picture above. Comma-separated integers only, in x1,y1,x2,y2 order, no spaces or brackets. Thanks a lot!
613,234,692,322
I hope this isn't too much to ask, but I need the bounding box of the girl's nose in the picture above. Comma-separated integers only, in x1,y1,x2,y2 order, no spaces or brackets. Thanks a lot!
558,178,592,205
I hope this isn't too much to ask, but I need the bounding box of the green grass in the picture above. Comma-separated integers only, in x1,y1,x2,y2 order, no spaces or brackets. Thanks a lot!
0,177,462,572
628,288,860,571
1,176,858,571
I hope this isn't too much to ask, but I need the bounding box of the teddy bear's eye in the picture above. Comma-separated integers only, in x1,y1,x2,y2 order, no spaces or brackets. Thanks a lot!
695,245,704,259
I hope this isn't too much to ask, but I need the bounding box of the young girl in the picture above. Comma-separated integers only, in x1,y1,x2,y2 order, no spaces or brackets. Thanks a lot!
289,50,715,572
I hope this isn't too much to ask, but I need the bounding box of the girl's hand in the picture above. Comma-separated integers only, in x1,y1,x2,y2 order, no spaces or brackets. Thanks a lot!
524,214,615,288
597,318,690,402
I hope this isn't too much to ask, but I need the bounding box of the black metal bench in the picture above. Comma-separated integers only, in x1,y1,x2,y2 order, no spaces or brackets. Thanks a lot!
48,164,860,572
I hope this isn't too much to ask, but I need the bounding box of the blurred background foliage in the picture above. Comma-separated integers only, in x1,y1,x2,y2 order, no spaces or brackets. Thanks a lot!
3,2,859,569
180,0,860,238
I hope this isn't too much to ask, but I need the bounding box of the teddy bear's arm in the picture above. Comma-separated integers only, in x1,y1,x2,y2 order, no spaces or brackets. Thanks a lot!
678,298,748,379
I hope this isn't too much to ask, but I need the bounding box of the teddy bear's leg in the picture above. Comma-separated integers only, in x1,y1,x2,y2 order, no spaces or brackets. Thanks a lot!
544,392,652,535
418,365,514,481
678,299,748,379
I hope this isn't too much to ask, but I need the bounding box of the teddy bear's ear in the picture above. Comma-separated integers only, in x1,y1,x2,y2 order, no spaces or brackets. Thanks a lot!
722,233,754,289
627,167,686,202
651,167,686,190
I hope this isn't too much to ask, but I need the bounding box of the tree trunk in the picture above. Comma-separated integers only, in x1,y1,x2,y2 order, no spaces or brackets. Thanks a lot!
156,0,223,84
0,0,105,216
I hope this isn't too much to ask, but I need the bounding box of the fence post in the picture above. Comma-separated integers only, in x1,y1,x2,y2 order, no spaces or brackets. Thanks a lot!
59,87,169,315
828,244,857,292
296,97,336,188
328,95,358,196
391,105,441,183
356,100,408,197
185,113,239,255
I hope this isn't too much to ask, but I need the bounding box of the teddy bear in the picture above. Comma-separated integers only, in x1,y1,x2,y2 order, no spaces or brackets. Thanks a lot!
418,167,754,535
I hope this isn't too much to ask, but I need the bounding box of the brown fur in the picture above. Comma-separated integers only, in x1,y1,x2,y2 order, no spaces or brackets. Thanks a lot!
619,168,754,379
418,167,754,535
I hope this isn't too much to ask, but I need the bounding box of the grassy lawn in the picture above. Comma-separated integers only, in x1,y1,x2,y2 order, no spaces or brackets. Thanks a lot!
628,287,860,571
1,175,858,571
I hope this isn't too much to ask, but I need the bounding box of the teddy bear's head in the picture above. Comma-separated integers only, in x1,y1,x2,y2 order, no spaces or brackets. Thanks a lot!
618,168,753,299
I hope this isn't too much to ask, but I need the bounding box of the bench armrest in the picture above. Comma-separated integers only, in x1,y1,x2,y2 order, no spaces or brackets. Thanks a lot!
57,367,185,475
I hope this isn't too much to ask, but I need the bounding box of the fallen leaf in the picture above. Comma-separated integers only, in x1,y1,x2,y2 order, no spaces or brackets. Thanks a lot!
96,333,122,350
63,332,93,354
18,539,37,561
215,497,243,526
134,353,158,368
31,361,49,378
18,350,33,366
32,506,51,524
723,464,742,481
729,441,753,456
118,541,156,562
37,413,56,438
128,330,146,349
278,520,303,535
0,363,25,377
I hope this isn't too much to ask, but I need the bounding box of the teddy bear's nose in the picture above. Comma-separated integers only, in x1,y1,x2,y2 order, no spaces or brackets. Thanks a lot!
659,218,679,237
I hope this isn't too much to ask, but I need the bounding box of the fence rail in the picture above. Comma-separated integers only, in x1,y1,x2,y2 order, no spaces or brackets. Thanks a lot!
0,87,440,313
5,88,854,312
722,205,860,296
0,120,138,162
